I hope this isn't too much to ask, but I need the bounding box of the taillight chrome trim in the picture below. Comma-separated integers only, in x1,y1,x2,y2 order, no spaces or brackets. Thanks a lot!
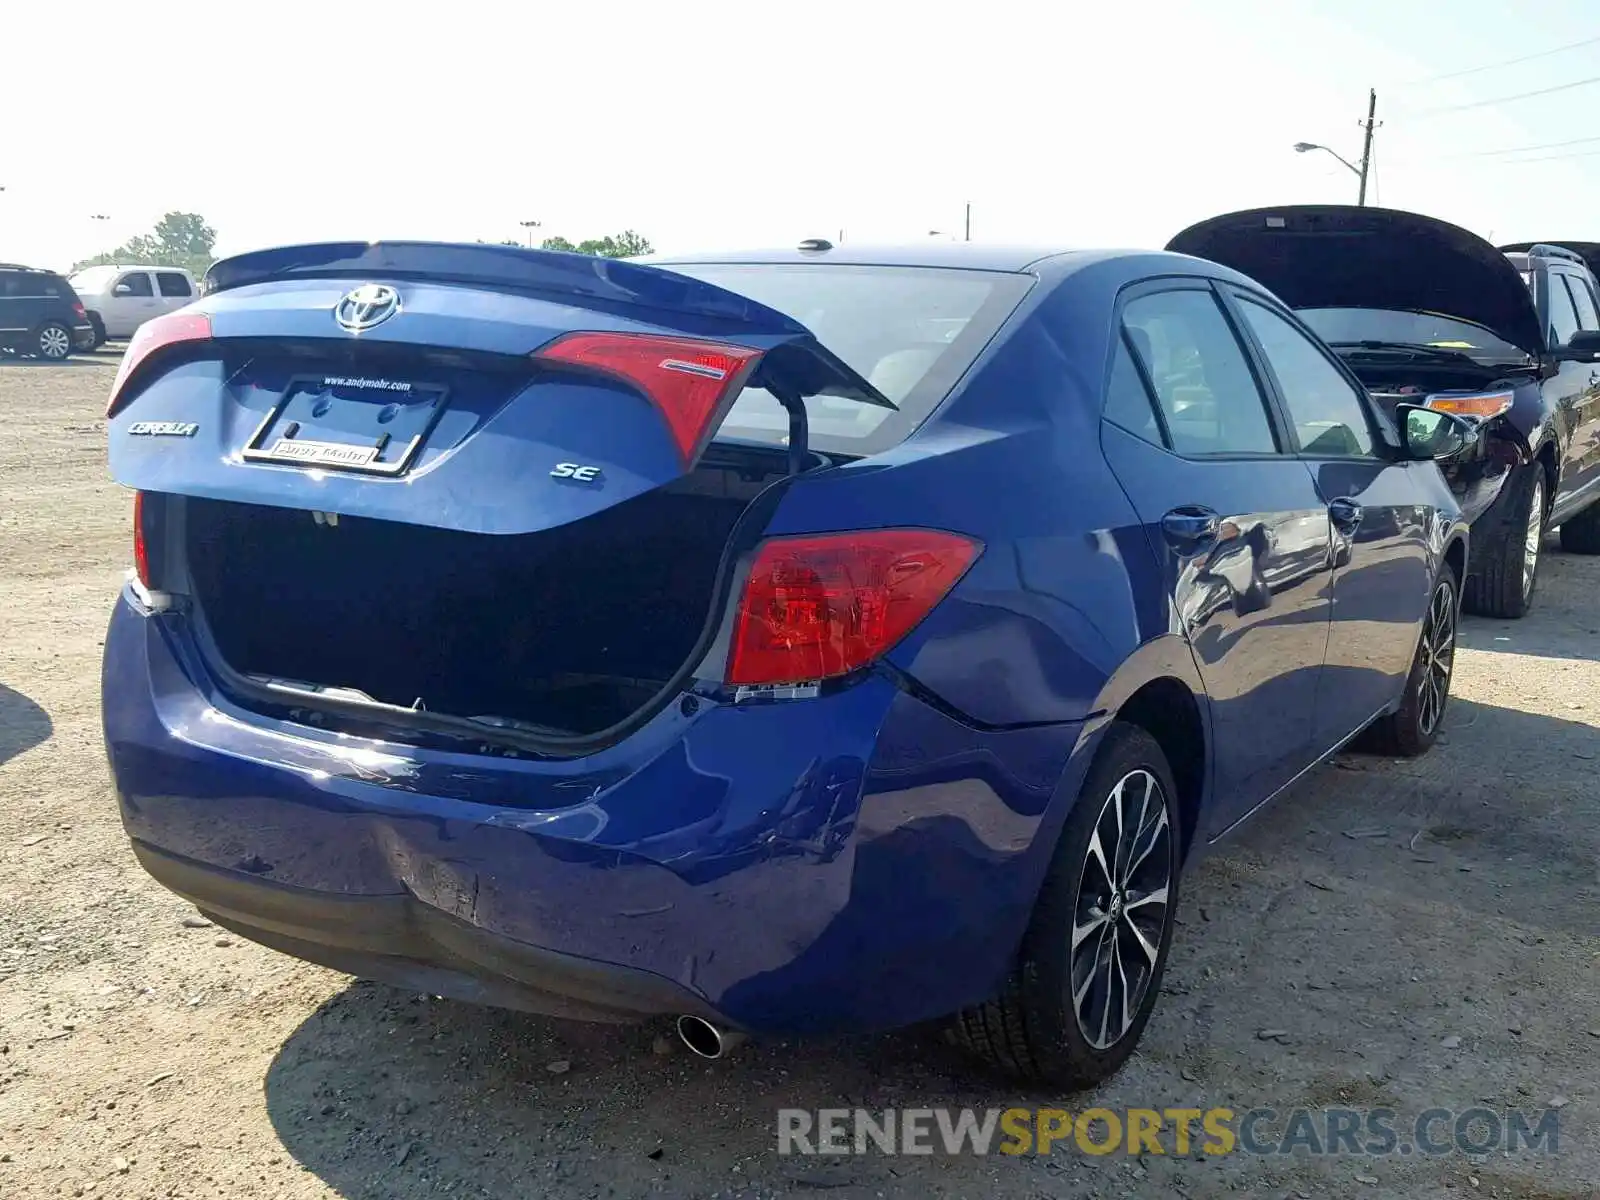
531,330,764,466
125,568,174,613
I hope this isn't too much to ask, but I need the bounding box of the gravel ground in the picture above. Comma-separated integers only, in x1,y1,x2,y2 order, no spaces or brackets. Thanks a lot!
1,352,1596,1200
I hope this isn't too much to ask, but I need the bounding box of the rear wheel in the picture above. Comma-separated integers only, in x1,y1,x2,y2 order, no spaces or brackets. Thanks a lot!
87,312,107,349
1462,464,1544,619
1361,568,1458,757
948,722,1181,1088
35,321,72,361
1558,500,1600,555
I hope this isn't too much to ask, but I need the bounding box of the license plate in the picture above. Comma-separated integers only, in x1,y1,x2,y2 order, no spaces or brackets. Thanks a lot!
241,374,448,476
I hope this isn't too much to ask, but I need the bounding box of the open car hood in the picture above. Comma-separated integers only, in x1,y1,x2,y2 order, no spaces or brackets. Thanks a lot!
1167,205,1545,357
1498,240,1600,283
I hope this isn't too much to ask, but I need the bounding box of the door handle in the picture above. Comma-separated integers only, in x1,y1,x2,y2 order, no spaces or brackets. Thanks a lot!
1328,498,1364,534
1161,505,1220,551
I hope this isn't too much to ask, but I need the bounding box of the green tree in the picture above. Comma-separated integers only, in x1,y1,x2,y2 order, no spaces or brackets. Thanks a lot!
539,230,652,258
73,212,219,278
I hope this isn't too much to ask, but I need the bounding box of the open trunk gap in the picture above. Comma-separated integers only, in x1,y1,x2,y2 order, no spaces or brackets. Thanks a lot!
183,455,789,740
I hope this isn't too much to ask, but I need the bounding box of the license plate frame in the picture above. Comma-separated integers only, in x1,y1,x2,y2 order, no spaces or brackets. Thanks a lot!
241,374,449,477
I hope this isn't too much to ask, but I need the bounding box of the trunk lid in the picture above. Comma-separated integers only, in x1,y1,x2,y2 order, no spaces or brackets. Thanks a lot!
107,241,894,535
1167,205,1546,358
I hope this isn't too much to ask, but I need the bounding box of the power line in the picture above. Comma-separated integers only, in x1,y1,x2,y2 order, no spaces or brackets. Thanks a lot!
1400,34,1600,88
1448,133,1600,158
1494,147,1600,165
1399,72,1600,119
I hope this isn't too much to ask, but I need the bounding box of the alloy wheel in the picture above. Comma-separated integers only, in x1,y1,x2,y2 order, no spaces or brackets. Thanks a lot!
1522,478,1544,602
38,325,70,360
1070,768,1173,1050
1417,579,1457,737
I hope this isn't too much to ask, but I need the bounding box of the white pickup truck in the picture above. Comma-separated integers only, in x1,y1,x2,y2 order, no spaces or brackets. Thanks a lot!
67,264,199,345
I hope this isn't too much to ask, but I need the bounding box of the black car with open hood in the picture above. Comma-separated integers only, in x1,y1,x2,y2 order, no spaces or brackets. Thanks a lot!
1168,205,1600,620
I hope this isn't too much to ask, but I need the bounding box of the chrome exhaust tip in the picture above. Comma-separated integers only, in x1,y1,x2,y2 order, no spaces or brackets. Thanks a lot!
676,1014,744,1058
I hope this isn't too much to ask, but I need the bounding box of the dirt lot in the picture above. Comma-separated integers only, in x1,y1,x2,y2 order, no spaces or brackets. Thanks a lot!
1,351,1597,1200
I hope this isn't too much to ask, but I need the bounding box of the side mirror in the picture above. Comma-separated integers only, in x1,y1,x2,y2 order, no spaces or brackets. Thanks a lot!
1554,329,1600,361
113,284,133,296
1395,403,1477,461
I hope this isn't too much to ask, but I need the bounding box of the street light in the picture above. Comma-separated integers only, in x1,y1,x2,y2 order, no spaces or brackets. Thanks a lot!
928,204,973,241
519,219,541,248
1293,142,1362,178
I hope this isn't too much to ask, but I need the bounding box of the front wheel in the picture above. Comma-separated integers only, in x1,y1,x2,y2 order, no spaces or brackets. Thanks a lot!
1360,568,1459,757
1462,464,1544,619
35,321,72,361
949,722,1181,1088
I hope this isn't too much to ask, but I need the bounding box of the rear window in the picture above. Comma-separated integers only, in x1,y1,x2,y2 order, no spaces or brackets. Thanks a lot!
655,262,1034,454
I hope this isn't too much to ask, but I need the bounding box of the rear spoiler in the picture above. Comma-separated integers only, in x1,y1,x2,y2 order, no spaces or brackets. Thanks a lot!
202,241,805,330
201,241,896,460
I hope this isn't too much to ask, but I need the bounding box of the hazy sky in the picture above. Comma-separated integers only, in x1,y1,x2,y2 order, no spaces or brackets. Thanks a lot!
3,0,1599,271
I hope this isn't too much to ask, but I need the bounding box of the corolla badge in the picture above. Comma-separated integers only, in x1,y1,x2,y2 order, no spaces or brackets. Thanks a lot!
334,283,400,332
128,420,198,437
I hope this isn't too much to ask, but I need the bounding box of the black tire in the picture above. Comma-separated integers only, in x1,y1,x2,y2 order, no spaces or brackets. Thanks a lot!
1360,567,1459,757
1461,463,1545,619
87,312,107,349
33,321,73,361
949,722,1181,1089
1558,500,1600,555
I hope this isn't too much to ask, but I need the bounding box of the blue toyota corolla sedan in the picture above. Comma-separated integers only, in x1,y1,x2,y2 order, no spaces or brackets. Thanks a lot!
101,238,1475,1088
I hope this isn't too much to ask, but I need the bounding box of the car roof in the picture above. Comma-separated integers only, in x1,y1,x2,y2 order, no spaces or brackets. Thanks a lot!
72,264,192,274
638,241,1245,288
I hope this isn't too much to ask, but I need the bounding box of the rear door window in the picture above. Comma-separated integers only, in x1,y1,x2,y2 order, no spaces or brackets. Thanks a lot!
1103,333,1166,445
1120,288,1280,456
1547,273,1581,345
118,272,154,297
156,272,192,298
1562,274,1600,331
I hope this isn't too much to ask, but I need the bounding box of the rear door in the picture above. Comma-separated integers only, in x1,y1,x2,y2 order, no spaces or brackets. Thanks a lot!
109,270,160,336
1548,269,1600,515
154,270,195,316
1099,278,1334,833
1223,286,1433,748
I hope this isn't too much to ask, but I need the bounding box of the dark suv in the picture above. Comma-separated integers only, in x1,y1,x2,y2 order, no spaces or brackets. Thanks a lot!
1168,207,1600,618
0,264,97,360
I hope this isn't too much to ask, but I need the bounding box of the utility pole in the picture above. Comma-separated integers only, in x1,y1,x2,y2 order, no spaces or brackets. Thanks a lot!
1357,89,1378,206
964,202,971,241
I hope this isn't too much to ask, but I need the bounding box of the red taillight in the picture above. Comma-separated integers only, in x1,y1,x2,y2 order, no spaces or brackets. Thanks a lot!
132,491,151,588
533,332,762,464
106,311,212,418
73,302,87,319
726,529,982,687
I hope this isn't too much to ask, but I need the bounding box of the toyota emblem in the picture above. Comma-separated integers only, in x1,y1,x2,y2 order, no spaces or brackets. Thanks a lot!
334,283,400,332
